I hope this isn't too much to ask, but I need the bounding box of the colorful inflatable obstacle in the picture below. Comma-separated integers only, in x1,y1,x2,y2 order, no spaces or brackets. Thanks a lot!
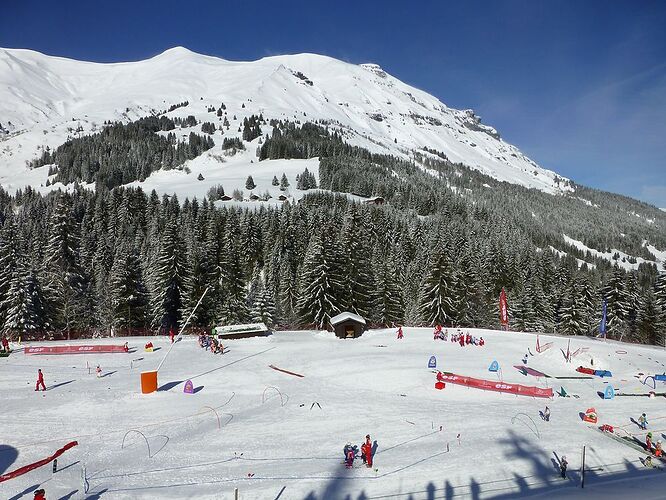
24,345,128,355
576,366,612,378
436,371,553,398
583,407,598,423
144,342,154,352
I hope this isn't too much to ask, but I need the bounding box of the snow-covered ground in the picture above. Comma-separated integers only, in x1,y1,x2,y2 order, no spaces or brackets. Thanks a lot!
0,47,569,196
2,328,666,499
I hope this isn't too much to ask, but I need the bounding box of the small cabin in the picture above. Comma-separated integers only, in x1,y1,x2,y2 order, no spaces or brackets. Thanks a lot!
220,195,233,201
215,323,269,340
330,312,367,339
278,195,288,202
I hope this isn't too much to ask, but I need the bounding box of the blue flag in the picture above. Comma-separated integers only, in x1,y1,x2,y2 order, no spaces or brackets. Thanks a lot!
598,299,607,338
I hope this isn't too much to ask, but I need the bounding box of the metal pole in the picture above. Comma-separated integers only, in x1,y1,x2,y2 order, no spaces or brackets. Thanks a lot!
581,445,586,488
156,286,210,372
234,487,239,500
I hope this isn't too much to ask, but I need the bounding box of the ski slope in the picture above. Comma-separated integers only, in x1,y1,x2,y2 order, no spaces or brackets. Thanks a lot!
0,47,569,196
2,328,666,499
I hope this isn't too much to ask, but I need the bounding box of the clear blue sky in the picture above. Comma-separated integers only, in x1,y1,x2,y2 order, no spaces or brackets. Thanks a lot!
3,1,665,207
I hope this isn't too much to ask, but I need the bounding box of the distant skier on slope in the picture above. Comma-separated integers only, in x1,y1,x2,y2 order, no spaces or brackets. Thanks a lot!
1,335,9,352
397,326,403,339
33,488,46,500
638,413,648,430
559,456,568,478
169,327,175,343
35,369,46,391
646,432,653,452
655,440,662,458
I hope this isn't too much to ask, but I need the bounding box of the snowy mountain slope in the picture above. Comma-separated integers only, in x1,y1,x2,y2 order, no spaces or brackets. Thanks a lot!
0,46,568,195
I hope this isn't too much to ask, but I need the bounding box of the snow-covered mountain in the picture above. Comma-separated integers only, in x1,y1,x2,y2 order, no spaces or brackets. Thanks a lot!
0,46,568,194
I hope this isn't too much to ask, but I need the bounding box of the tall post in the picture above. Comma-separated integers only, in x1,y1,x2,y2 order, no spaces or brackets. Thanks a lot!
156,286,210,372
581,445,586,488
234,487,239,500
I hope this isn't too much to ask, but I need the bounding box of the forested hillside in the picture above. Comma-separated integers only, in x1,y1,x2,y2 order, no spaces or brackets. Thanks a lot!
1,119,665,345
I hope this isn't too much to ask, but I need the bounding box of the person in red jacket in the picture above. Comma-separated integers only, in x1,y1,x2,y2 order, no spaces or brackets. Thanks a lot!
33,489,46,500
35,369,46,391
397,326,403,339
1,335,9,352
363,434,373,467
169,327,175,343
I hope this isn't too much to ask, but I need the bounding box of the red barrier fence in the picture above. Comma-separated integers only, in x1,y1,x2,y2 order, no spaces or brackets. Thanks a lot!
25,345,129,355
437,371,553,398
0,441,78,483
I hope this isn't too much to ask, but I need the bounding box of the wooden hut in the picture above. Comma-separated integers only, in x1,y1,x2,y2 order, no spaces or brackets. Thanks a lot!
214,323,269,340
330,312,367,339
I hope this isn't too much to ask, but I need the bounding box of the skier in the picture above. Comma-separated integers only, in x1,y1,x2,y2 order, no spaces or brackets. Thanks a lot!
522,353,529,365
655,440,662,458
169,327,175,343
123,342,129,352
646,432,653,452
397,326,403,340
644,456,654,468
543,406,551,422
559,455,568,478
96,365,102,378
1,335,9,352
33,489,46,500
345,443,355,468
35,369,46,391
363,434,373,467
638,413,648,430
479,337,485,347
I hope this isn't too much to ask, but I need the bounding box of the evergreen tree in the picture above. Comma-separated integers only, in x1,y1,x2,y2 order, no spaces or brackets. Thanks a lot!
272,175,279,186
245,175,256,190
419,247,456,326
148,218,186,331
280,173,290,191
296,232,343,328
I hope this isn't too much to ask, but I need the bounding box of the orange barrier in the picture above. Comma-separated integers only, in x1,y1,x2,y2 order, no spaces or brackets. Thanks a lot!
141,370,158,394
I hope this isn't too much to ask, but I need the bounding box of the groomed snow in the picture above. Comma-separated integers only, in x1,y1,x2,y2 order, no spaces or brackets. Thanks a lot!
2,328,666,499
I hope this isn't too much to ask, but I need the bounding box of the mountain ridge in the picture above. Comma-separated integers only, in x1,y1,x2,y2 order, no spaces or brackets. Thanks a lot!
0,46,567,195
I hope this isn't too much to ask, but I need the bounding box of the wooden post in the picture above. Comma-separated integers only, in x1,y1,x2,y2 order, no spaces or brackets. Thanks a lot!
581,445,586,488
234,487,239,500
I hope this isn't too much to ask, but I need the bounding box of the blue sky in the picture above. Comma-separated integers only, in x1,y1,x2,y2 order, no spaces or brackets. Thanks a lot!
2,1,665,207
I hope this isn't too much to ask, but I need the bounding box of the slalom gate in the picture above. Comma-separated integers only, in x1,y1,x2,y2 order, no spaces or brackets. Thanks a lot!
25,345,128,355
437,372,553,398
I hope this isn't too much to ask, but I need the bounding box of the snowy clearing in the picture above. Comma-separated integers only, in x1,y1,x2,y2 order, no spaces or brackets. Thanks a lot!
2,328,666,499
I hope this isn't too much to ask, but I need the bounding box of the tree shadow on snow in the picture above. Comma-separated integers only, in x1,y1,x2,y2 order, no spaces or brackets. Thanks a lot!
7,484,39,500
0,444,18,475
100,371,117,378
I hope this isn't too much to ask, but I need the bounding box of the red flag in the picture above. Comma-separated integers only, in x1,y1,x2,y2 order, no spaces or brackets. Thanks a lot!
499,288,509,327
0,441,78,483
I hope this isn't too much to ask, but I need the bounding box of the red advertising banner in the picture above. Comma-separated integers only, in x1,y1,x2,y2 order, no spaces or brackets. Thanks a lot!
25,345,128,355
438,371,553,398
0,441,78,483
499,288,509,326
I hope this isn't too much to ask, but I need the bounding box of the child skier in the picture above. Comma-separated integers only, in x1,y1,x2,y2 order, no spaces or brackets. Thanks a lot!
646,432,653,452
35,369,46,391
397,326,403,339
345,443,355,468
363,434,373,467
638,413,648,430
560,456,568,478
96,365,102,378
169,327,175,343
1,335,9,352
33,489,46,500
655,440,662,458
543,406,551,422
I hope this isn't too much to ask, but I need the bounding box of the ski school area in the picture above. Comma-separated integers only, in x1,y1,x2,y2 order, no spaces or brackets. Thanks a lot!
2,327,666,499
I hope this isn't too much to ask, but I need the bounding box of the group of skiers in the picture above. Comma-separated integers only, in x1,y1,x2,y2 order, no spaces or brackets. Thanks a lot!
198,334,224,354
344,434,374,469
432,326,484,347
